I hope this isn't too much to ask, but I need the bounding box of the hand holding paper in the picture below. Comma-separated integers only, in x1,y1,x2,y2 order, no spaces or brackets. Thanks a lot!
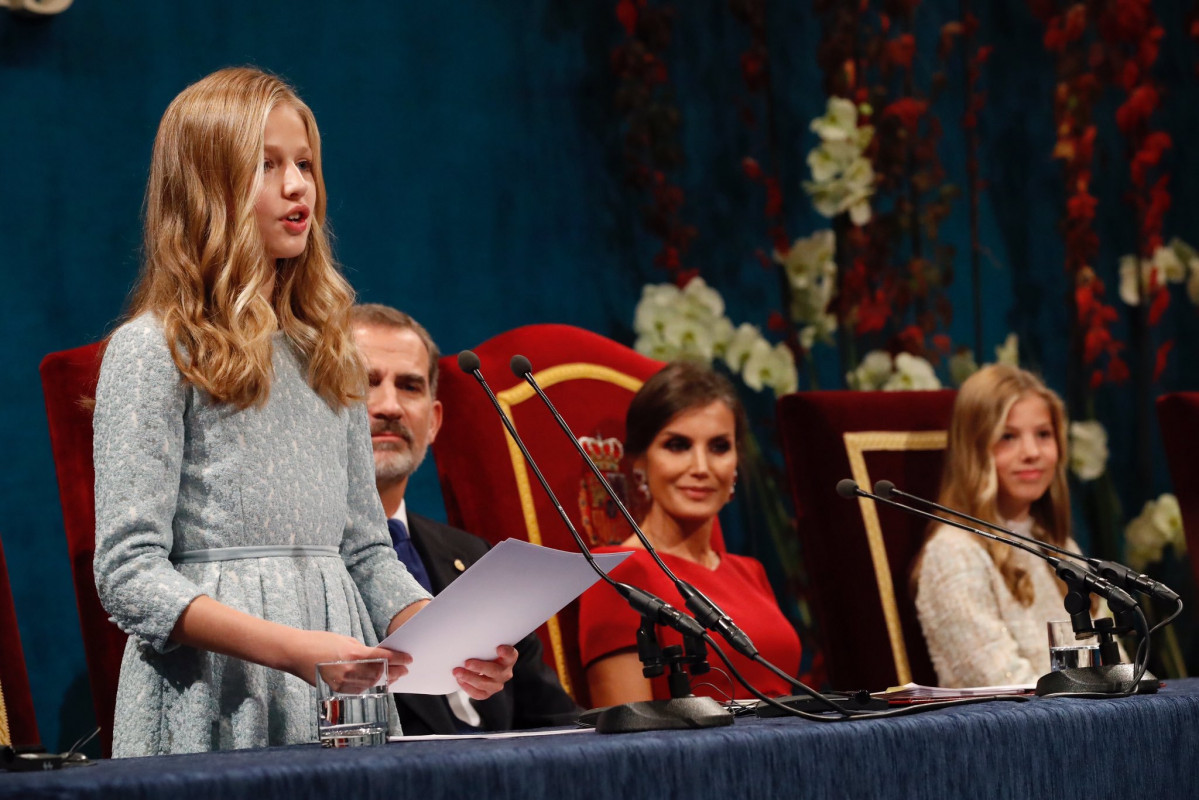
378,539,631,694
453,644,517,699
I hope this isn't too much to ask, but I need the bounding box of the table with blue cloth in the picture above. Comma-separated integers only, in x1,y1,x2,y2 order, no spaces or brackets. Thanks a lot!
5,679,1199,799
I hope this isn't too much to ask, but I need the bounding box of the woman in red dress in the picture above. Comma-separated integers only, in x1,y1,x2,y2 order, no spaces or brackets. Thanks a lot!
577,362,801,706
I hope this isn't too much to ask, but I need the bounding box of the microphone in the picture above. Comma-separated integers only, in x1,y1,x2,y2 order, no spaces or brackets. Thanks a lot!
455,350,706,640
836,479,1137,614
873,480,1180,603
846,478,1160,696
458,350,744,731
509,354,759,660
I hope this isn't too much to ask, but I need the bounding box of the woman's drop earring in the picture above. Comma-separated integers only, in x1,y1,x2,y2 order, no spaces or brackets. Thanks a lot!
633,468,650,500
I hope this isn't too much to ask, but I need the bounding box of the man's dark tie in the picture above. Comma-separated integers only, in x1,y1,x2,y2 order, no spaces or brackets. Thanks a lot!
387,518,433,593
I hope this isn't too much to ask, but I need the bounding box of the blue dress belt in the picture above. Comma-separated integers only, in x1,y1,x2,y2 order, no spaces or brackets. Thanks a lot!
170,545,342,563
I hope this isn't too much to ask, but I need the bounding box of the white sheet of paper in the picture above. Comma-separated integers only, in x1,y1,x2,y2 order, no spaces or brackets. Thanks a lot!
388,727,594,742
378,538,632,694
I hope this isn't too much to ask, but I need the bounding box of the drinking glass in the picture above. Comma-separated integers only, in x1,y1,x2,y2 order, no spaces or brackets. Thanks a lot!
315,658,389,747
1046,620,1100,672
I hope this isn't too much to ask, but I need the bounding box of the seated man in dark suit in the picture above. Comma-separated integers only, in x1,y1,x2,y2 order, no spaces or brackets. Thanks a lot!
350,303,580,735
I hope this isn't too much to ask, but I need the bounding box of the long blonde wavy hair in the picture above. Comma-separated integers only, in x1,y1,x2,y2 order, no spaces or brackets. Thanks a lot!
917,364,1071,606
125,66,362,409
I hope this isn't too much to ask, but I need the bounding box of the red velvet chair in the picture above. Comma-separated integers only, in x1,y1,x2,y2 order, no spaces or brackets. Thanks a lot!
1155,393,1199,594
39,341,125,758
0,532,40,748
431,324,724,707
777,389,957,691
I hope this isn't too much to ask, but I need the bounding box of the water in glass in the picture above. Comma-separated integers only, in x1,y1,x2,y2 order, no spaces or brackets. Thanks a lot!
317,691,389,747
1049,644,1100,672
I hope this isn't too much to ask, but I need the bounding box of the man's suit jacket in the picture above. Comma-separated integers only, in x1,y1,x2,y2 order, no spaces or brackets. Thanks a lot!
393,513,581,735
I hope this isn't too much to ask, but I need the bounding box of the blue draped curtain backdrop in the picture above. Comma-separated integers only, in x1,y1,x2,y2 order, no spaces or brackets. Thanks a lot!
1,1,1195,751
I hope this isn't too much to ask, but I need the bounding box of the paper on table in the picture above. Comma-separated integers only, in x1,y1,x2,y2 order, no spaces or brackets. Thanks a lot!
388,727,595,742
876,682,1036,702
379,538,632,694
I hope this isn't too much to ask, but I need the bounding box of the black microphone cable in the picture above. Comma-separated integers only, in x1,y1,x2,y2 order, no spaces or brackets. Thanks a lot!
461,352,938,722
841,479,1153,699
459,351,788,733
506,355,1043,720
509,355,756,656
455,351,707,643
507,354,862,716
874,479,1184,637
873,479,1182,608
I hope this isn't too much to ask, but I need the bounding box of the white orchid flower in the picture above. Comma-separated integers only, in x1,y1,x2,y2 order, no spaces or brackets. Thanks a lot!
767,342,799,395
847,350,894,391
949,350,980,386
709,317,735,355
854,124,875,151
1069,420,1109,481
679,276,725,319
633,283,683,335
723,323,763,371
776,229,835,277
1152,245,1186,283
633,328,675,361
661,314,721,364
883,352,942,390
1125,493,1186,571
995,333,1019,366
1117,255,1144,306
798,313,838,350
1118,254,1173,307
848,197,872,226
809,97,859,142
1187,264,1199,307
742,338,797,396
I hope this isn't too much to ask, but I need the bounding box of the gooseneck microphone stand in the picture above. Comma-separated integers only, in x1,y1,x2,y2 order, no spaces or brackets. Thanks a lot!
838,479,1157,696
509,356,758,655
873,480,1182,610
871,479,1174,695
462,354,1042,722
508,355,862,716
456,351,732,733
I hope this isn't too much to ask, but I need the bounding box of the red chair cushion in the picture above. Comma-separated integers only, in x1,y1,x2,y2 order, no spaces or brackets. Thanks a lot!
777,389,957,691
431,324,727,706
39,342,125,758
1156,393,1199,595
0,533,40,747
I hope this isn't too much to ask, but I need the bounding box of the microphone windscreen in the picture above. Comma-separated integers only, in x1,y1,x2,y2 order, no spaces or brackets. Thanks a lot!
835,479,859,498
874,480,896,499
457,350,482,374
510,354,533,377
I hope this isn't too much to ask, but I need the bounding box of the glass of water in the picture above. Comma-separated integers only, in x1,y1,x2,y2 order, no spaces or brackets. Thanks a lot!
1046,620,1100,671
315,658,389,747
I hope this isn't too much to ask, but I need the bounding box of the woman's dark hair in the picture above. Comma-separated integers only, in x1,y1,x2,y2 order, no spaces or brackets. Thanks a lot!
625,361,748,459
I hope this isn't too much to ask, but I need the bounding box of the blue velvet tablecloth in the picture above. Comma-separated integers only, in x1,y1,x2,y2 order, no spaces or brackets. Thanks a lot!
5,679,1199,799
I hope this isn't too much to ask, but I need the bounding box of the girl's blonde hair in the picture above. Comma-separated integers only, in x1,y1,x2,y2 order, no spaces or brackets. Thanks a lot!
919,364,1071,605
126,66,361,409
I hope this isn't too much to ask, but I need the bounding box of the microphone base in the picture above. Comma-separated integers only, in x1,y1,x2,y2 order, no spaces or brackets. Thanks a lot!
1034,664,1159,696
589,696,734,734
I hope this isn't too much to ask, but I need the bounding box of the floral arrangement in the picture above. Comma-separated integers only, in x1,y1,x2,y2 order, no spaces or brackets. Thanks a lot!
1118,238,1199,385
807,2,976,385
1028,2,1194,579
803,98,875,226
773,229,839,353
632,278,797,396
846,350,940,391
609,1,1197,680
1068,420,1110,482
1124,493,1186,573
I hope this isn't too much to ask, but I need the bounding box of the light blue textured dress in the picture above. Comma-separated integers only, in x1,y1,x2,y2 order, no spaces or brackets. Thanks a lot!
93,314,431,757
